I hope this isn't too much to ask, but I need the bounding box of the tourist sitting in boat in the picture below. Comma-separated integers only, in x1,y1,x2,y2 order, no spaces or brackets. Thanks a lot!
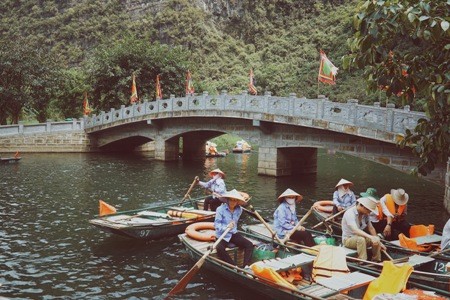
273,188,315,247
440,218,450,251
360,188,384,233
332,178,357,215
205,141,218,155
342,196,386,261
378,188,411,240
196,168,227,211
214,189,253,268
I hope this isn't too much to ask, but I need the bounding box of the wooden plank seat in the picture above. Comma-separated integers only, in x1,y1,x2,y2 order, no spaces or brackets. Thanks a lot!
105,215,170,225
315,271,375,293
253,253,316,272
168,207,216,216
389,234,442,247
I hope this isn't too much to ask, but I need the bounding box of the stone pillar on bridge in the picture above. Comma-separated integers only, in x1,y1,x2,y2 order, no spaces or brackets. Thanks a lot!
154,136,179,161
258,147,318,176
182,136,207,161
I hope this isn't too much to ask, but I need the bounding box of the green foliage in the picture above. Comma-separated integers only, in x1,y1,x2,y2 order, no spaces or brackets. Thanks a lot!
86,37,191,109
0,38,62,124
344,0,450,175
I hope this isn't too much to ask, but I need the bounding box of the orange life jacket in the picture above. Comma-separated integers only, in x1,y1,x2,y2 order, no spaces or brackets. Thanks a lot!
381,194,406,221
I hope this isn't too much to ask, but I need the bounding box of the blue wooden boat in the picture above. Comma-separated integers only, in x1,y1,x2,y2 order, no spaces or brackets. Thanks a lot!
89,198,215,240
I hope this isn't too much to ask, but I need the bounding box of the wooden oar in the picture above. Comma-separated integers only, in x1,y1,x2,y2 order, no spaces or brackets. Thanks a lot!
178,176,199,205
167,226,231,297
312,205,353,229
281,208,313,244
246,205,284,244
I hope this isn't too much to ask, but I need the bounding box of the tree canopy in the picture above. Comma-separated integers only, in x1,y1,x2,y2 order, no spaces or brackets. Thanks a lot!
344,0,449,175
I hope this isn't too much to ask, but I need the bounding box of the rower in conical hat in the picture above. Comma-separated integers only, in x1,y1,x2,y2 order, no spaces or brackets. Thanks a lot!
273,188,315,247
332,178,356,215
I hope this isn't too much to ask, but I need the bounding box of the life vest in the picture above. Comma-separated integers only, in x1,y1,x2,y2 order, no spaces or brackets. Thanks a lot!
398,233,434,252
381,194,406,221
312,245,350,281
363,261,413,300
409,224,434,238
250,264,297,290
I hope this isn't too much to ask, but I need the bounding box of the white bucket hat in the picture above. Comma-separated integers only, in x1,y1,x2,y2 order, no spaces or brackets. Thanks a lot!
277,188,303,203
391,188,409,205
357,197,379,214
222,189,249,206
335,178,353,188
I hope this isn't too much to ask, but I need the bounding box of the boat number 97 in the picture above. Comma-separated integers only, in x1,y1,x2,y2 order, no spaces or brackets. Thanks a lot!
434,261,446,273
139,230,151,237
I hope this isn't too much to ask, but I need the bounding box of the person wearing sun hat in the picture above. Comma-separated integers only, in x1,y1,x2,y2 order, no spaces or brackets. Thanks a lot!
214,189,253,268
332,178,357,215
379,188,411,240
360,188,385,234
341,196,386,261
273,188,315,247
196,168,227,211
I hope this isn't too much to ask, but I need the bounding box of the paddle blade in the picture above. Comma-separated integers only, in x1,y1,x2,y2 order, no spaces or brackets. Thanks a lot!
166,262,202,297
99,200,117,216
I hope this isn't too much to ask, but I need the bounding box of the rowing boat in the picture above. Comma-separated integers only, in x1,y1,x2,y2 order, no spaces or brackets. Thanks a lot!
243,223,450,297
310,200,450,274
0,156,21,163
89,198,215,240
179,225,375,299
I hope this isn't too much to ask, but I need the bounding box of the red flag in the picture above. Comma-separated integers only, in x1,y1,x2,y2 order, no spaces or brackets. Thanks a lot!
185,70,195,96
156,74,162,100
130,74,138,104
99,200,117,216
83,92,92,115
248,69,257,95
318,50,338,85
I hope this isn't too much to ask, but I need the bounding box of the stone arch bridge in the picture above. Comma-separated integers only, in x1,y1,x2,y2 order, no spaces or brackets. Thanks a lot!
83,91,445,183
0,91,446,186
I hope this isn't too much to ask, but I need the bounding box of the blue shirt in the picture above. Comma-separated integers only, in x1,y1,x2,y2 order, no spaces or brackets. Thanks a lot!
333,190,356,209
273,202,298,238
199,178,227,200
214,203,242,242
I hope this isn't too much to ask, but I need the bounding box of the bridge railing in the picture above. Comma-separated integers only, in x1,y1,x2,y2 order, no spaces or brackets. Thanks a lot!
84,91,426,136
0,119,84,136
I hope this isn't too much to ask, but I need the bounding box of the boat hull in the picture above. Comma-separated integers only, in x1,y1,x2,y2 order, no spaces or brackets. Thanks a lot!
89,199,215,240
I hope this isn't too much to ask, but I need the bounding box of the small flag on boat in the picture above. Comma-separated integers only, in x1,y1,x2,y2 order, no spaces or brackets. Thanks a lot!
248,69,257,95
130,74,138,104
156,74,162,100
99,200,117,216
83,92,92,116
185,70,195,96
318,50,338,85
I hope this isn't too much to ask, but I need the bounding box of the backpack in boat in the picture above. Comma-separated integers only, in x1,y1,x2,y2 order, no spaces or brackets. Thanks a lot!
312,245,350,281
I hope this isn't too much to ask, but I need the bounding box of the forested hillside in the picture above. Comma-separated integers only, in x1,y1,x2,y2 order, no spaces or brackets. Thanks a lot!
0,0,384,123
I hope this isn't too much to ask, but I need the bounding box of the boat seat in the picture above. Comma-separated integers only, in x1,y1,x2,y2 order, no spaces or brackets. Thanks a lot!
402,254,435,268
252,253,316,272
168,207,216,216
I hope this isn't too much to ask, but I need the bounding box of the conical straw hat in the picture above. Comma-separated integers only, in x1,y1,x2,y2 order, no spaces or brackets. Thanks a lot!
277,188,303,203
209,168,226,178
335,178,353,188
222,189,249,206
